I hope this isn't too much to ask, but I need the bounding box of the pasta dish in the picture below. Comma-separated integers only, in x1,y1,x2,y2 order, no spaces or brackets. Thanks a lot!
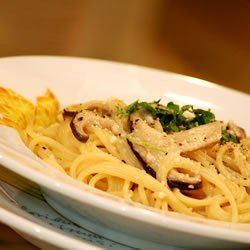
0,86,250,223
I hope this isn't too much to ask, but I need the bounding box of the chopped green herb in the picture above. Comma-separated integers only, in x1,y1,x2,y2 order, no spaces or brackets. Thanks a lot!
168,120,180,132
118,100,216,133
166,102,179,113
116,105,127,117
181,104,193,113
221,130,239,144
192,109,215,125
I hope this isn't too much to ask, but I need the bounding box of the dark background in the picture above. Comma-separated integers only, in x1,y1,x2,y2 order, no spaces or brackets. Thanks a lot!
0,0,249,93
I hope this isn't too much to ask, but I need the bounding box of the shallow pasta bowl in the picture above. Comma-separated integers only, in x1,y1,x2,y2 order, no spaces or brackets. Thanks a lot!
0,56,250,249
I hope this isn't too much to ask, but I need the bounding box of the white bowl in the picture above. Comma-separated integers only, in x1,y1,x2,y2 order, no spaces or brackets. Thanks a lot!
0,56,249,249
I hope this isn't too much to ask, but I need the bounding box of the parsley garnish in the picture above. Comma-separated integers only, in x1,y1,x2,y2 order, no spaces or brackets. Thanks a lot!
221,130,239,144
118,100,215,133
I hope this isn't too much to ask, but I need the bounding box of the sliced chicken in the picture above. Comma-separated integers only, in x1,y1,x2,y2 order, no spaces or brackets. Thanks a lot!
130,112,222,155
128,112,222,189
131,109,163,132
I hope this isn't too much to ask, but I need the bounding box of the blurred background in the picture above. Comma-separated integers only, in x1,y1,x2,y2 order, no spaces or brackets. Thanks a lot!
0,0,249,93
0,1,249,249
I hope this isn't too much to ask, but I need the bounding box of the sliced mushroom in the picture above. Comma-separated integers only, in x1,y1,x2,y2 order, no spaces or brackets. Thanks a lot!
226,121,246,141
63,109,78,119
63,100,113,121
62,103,86,120
167,169,202,190
84,100,112,115
70,110,121,142
128,114,222,176
127,139,157,177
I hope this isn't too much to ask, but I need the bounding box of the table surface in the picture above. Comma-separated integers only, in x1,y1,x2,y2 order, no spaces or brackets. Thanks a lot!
0,224,38,250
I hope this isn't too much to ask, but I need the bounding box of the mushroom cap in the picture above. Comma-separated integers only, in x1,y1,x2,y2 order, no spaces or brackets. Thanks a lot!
70,111,89,142
70,109,122,142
